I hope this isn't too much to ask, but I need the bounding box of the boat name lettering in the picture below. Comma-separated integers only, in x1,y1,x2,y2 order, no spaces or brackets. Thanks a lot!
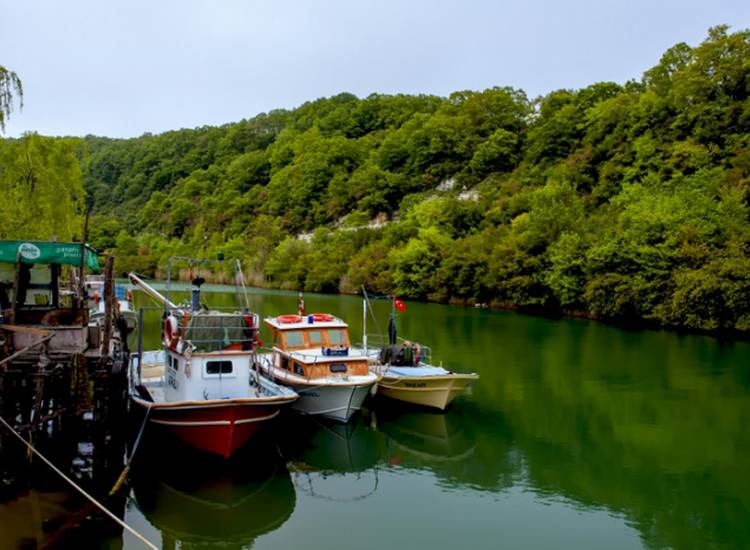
404,382,427,388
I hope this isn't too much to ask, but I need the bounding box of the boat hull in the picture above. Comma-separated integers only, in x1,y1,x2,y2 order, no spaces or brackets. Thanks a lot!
133,400,284,458
282,381,375,423
376,374,478,410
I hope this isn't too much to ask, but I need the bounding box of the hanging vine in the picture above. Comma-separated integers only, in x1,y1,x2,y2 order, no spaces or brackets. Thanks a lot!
0,65,23,133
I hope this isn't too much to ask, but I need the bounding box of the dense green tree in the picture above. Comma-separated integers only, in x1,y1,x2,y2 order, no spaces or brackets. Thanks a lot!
0,134,84,240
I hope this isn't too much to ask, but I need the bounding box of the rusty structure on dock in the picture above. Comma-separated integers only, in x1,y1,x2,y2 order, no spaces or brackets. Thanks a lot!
0,240,129,512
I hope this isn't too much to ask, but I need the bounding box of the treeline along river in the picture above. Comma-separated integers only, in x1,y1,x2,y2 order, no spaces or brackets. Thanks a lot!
2,286,749,549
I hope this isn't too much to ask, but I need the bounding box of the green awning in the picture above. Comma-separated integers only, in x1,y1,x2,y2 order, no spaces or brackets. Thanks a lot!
0,241,100,271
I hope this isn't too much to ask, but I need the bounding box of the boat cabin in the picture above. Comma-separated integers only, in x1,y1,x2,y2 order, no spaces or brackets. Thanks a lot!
0,240,102,353
158,348,258,402
264,314,369,378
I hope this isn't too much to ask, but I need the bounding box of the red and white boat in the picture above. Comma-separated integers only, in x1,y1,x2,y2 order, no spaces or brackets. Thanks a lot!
128,270,297,458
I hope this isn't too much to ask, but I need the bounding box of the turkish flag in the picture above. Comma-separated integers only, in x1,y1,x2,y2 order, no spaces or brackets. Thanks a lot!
394,298,407,312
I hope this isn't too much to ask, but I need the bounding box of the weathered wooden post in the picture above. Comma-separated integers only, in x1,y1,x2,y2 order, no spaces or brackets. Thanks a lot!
100,255,114,356
77,210,90,311
12,250,21,323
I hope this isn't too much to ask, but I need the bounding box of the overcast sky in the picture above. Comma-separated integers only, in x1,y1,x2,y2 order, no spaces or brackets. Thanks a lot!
1,0,749,138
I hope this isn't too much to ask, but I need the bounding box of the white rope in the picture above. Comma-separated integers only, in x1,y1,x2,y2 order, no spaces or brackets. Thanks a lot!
0,415,158,550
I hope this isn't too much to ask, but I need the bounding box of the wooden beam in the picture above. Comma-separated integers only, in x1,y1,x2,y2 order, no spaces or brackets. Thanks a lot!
0,325,52,336
0,334,54,370
100,255,114,356
12,250,21,323
77,209,90,311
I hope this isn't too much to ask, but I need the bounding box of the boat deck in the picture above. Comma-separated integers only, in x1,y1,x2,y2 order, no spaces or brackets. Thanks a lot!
280,346,376,363
383,365,453,377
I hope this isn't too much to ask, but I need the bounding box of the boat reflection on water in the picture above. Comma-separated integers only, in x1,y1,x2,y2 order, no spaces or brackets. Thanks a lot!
278,413,387,503
130,434,295,549
372,405,476,465
370,402,518,494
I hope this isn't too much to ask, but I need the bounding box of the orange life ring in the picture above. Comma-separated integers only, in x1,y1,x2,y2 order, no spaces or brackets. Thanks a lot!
311,313,334,322
163,315,179,350
278,314,302,324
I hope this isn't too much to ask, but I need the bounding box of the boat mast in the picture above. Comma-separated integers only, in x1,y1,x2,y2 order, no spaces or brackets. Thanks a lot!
363,292,368,354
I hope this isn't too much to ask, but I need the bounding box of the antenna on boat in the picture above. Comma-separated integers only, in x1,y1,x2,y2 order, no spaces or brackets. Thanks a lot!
235,259,251,312
361,287,385,353
388,295,397,345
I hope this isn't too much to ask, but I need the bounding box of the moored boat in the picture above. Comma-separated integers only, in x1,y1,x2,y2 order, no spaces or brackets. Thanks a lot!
85,275,137,332
368,297,479,410
258,308,379,423
128,263,297,458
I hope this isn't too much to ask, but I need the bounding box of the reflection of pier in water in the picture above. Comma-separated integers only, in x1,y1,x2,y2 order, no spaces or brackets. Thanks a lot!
131,435,295,549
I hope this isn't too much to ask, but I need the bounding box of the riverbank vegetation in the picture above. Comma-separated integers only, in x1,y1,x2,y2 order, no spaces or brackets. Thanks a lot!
2,26,749,333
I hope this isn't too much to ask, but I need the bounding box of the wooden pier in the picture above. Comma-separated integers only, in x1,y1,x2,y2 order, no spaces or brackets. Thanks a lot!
0,242,129,514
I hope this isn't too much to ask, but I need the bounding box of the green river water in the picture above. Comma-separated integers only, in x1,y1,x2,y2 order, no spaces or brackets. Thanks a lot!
4,287,750,549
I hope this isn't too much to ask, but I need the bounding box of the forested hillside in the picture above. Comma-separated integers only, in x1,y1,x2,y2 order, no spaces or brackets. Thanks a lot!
3,26,750,332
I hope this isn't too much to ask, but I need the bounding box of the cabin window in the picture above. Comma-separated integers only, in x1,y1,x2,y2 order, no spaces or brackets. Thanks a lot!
284,331,305,348
274,330,281,346
328,329,346,346
281,357,290,371
308,331,323,345
170,356,179,371
293,363,304,376
206,361,233,375
329,363,347,373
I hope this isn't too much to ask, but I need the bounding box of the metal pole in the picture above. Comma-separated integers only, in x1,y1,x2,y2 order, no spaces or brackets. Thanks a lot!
235,259,250,311
165,257,173,313
137,307,144,383
362,291,368,354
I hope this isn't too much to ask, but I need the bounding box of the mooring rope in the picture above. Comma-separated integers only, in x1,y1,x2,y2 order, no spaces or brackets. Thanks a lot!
0,415,158,550
109,405,152,496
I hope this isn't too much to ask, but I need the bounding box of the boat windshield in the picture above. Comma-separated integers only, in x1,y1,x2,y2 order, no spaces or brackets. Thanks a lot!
284,330,305,348
328,329,346,345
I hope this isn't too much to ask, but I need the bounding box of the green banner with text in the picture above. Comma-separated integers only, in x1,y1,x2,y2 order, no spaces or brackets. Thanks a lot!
0,241,99,271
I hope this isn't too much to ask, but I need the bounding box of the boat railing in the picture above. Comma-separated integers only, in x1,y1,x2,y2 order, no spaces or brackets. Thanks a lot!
164,306,260,352
257,346,316,383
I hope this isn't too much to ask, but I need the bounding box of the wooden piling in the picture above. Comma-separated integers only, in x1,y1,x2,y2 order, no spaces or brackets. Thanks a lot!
101,256,114,356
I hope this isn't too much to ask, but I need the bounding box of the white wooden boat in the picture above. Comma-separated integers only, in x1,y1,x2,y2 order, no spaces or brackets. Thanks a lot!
128,269,297,458
376,368,478,410
85,275,137,332
258,312,379,423
366,299,478,410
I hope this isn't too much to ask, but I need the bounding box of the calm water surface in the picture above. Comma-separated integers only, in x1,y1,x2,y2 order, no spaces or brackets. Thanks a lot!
5,286,750,549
